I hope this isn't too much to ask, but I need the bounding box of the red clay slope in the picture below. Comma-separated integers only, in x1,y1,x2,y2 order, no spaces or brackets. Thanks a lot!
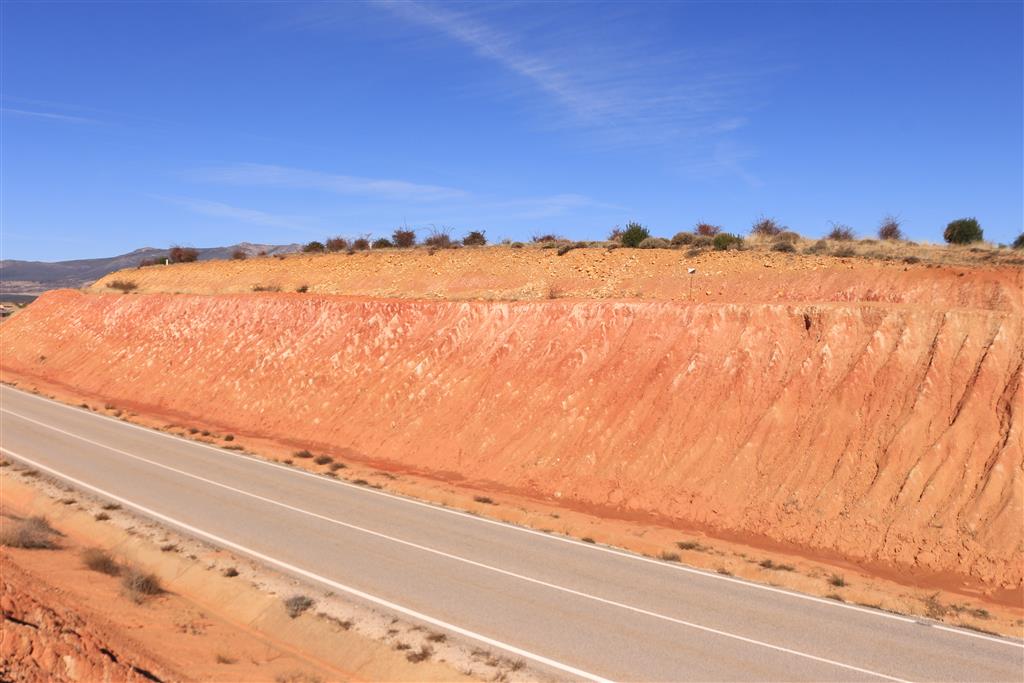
2,289,1021,591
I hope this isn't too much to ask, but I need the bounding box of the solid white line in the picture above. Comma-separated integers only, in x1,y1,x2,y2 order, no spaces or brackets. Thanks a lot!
4,385,1018,649
931,624,1024,648
1,407,914,681
0,446,612,683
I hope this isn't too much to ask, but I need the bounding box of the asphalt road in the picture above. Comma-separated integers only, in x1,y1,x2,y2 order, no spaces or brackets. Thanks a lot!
1,384,1021,682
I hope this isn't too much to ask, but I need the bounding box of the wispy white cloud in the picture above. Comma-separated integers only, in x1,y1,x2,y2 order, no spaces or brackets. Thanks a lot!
187,162,614,219
680,141,763,189
377,1,758,147
1,107,97,124
485,193,620,220
188,163,468,202
157,196,314,232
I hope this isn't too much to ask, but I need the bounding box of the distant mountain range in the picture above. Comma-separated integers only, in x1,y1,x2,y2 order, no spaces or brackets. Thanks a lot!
0,242,300,294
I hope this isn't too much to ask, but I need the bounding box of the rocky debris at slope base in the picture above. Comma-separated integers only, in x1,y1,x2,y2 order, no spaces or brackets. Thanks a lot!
3,290,1021,591
88,247,1024,313
0,558,167,683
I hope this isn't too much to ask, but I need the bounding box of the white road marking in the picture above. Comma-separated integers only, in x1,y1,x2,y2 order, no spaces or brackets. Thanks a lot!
2,408,913,682
931,624,1023,647
0,445,612,683
4,385,1020,651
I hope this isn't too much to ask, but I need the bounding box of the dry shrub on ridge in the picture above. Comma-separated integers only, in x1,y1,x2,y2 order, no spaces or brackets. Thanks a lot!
878,215,903,241
751,216,783,237
827,223,855,241
392,229,416,248
325,236,349,252
169,246,199,263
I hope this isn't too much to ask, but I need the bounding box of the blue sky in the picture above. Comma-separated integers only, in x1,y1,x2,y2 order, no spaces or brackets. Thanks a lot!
2,1,1021,261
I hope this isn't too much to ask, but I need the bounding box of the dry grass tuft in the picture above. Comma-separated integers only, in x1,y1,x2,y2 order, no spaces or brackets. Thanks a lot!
283,594,314,618
121,567,163,602
82,548,121,576
0,516,59,549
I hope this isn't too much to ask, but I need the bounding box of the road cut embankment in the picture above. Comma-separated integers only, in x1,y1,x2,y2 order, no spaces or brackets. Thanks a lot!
2,289,1020,593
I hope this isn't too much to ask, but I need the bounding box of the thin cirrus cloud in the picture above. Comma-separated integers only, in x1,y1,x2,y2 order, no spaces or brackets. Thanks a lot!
376,1,757,147
186,163,612,221
188,163,468,202
1,107,97,124
158,196,315,233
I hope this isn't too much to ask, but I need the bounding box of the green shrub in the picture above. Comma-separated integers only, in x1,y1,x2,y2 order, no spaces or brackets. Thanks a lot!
827,224,854,241
1012,233,1024,250
712,233,743,251
638,237,671,249
462,230,487,246
772,241,796,253
620,222,650,248
671,231,695,246
943,218,983,244
392,229,416,248
695,223,721,237
751,216,782,237
302,241,325,253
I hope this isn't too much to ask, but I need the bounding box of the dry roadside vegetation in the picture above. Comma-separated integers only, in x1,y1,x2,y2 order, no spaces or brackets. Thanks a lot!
91,216,1021,299
0,467,531,682
89,236,1022,304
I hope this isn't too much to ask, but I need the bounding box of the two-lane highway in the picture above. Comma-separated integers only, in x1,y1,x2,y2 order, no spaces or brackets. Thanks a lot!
1,385,1021,681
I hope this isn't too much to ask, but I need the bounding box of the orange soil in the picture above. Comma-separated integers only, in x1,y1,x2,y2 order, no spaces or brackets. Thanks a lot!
0,503,344,683
4,253,1021,597
1,477,472,683
90,246,1023,313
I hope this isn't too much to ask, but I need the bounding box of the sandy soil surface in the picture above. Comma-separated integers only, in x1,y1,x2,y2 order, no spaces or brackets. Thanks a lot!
89,246,1023,312
0,473,486,682
1,493,341,682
